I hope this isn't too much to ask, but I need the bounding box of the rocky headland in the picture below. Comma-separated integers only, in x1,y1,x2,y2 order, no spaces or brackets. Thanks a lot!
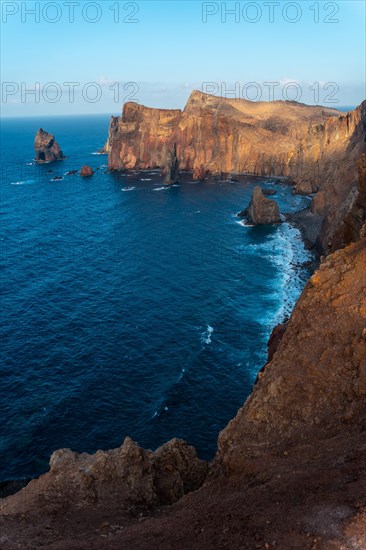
1,96,366,549
34,129,65,163
107,91,366,254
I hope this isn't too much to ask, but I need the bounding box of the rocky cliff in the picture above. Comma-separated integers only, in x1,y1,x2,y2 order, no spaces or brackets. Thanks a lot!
107,91,366,253
1,236,365,549
1,95,366,549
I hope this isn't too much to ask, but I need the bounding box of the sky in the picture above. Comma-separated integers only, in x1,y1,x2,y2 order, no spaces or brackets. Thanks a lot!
1,0,365,116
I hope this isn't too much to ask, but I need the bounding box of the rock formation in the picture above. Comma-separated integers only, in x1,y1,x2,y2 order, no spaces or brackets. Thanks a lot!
34,128,65,163
80,165,94,177
0,438,207,517
1,94,366,549
163,143,180,184
1,237,366,549
107,91,366,253
239,186,281,224
193,164,206,181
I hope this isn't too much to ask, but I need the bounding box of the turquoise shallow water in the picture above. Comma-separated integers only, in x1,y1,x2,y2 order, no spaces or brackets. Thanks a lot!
0,115,314,480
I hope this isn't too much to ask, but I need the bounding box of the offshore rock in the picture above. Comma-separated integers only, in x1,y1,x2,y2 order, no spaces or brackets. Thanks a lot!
164,143,180,184
80,165,94,177
240,186,281,224
34,128,65,163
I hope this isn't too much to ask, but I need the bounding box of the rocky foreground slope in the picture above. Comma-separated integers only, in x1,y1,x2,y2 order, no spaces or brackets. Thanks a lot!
1,228,365,549
107,91,366,253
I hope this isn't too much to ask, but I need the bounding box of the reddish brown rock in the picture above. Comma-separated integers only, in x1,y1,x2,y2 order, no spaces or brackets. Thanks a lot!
193,164,206,181
107,92,366,253
79,165,94,177
217,237,366,474
34,128,65,163
240,186,281,224
0,438,207,517
1,240,366,549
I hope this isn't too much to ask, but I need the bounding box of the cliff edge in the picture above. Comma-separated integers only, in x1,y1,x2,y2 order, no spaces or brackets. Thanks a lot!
107,92,366,254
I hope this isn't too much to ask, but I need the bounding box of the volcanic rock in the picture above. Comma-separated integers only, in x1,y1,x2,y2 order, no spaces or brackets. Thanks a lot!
107,92,366,253
164,143,179,184
34,129,65,163
0,438,207,516
240,186,281,224
80,165,94,177
193,164,206,181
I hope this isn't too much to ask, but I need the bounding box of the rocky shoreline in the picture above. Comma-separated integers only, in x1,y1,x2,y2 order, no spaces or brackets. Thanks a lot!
1,95,365,548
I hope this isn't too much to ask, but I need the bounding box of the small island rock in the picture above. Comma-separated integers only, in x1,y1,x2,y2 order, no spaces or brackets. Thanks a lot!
80,165,94,177
34,129,65,163
240,186,282,224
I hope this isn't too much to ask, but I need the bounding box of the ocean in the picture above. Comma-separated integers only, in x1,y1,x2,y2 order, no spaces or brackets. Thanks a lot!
0,114,314,481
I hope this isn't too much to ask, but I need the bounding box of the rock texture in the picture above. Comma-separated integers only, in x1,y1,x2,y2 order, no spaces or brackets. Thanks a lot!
240,186,281,224
163,143,180,184
0,438,207,517
34,128,65,163
193,164,206,181
217,237,366,473
80,165,94,177
107,91,366,253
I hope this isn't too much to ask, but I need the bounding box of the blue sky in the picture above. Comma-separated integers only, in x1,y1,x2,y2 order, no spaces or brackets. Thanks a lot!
1,0,365,116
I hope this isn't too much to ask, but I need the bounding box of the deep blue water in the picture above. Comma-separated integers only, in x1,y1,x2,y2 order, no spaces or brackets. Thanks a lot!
0,115,314,481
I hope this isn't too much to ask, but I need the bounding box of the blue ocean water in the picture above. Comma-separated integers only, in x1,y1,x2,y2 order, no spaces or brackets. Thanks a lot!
0,115,314,481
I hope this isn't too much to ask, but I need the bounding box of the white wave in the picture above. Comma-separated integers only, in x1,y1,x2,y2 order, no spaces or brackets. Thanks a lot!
122,186,136,191
153,186,169,191
201,325,214,345
140,178,152,181
236,219,254,227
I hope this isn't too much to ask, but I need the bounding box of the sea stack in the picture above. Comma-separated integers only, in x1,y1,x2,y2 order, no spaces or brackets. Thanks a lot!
164,143,180,185
79,165,94,177
240,186,282,225
34,129,65,163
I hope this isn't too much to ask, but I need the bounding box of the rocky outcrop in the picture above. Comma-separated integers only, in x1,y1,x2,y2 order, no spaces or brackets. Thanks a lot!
240,186,281,224
80,165,94,177
163,143,179,184
107,92,366,253
193,164,206,181
34,128,65,163
0,438,207,517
